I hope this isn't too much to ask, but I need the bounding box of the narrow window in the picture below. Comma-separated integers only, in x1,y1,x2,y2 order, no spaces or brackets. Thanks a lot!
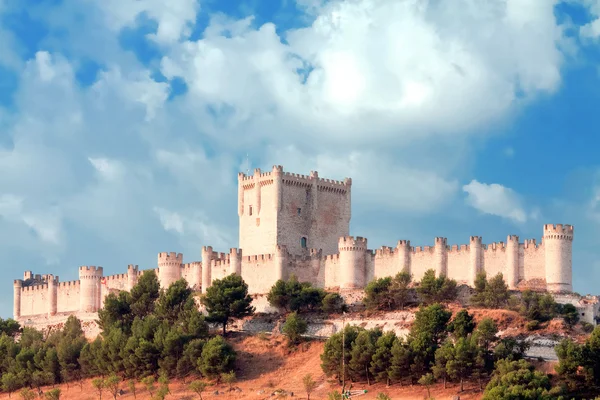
297,207,301,216
301,237,307,248
249,205,253,216
305,189,310,202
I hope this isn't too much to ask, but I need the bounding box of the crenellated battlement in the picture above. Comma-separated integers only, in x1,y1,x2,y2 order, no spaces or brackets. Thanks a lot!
397,240,411,247
58,280,80,288
338,236,368,251
544,224,574,240
523,239,542,249
105,273,127,281
412,246,434,254
79,266,103,277
243,254,274,263
127,264,139,273
182,262,201,270
375,246,395,257
485,242,506,251
544,223,574,235
157,252,183,264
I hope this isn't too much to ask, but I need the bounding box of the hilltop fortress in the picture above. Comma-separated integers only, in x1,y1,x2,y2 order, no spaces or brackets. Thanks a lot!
13,166,574,320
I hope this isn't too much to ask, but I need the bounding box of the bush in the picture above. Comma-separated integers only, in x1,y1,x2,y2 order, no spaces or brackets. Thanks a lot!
199,336,236,377
526,320,541,331
519,290,557,322
417,270,457,304
322,293,346,314
267,275,326,312
560,304,580,328
581,321,594,333
282,312,308,345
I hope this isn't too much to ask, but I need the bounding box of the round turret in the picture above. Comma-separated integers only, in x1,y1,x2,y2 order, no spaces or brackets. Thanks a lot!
338,236,368,289
79,266,103,313
201,246,213,294
506,235,519,289
544,224,574,292
48,275,58,317
396,240,411,274
157,252,183,290
434,237,448,277
469,236,483,286
13,280,22,319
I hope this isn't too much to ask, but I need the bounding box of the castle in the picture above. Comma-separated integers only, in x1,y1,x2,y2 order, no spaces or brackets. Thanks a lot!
13,166,574,320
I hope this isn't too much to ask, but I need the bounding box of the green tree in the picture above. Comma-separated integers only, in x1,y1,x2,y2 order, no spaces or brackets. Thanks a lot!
201,274,255,335
2,372,19,398
282,312,308,345
448,309,475,339
369,331,397,385
155,279,196,324
485,273,510,308
363,277,394,310
221,371,236,391
129,270,160,319
141,376,155,397
199,336,236,378
483,359,552,400
0,318,21,337
390,271,412,310
432,340,453,389
418,373,435,399
127,380,137,399
92,378,105,400
44,388,61,400
417,269,457,304
348,329,381,384
322,293,346,314
98,292,133,334
555,338,583,393
302,374,317,400
19,388,36,400
105,375,121,400
388,338,412,385
267,276,325,312
470,271,488,307
189,380,208,399
320,325,364,381
561,304,580,329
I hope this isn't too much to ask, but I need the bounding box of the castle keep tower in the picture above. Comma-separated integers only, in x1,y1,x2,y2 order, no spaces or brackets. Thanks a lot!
158,252,183,289
544,224,574,292
238,165,351,257
79,266,103,313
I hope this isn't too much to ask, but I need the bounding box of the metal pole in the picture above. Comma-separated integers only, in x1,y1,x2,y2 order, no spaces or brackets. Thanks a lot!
342,312,346,391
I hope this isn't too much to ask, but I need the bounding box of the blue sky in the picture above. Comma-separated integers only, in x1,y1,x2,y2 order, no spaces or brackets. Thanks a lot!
1,0,600,318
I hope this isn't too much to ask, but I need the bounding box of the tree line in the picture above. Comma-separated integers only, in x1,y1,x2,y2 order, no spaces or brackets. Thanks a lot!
0,271,255,398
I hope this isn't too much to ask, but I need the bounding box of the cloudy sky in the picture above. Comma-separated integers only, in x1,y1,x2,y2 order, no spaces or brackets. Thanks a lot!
1,0,600,318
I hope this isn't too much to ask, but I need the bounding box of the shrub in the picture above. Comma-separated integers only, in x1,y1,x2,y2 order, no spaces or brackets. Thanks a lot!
283,312,308,345
526,320,541,331
581,321,594,333
322,293,346,314
417,270,457,304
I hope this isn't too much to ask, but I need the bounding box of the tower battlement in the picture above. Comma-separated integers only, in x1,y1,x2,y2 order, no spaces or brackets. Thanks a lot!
544,224,574,238
339,236,368,251
79,266,103,276
158,252,183,263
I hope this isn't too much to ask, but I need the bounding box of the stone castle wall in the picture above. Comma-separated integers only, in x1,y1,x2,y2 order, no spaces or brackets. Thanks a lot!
12,166,574,321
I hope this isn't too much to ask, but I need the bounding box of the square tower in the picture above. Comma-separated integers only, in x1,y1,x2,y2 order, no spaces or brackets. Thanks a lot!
238,165,352,256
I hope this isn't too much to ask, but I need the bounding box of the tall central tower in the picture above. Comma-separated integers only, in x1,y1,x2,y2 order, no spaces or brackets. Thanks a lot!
238,165,352,256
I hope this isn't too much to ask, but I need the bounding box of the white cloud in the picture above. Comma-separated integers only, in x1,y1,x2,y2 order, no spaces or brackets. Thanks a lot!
154,207,185,234
159,0,566,149
91,0,200,44
267,146,459,213
463,180,528,223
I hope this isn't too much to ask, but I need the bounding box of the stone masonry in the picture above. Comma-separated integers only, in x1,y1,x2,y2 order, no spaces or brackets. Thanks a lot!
13,165,575,320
